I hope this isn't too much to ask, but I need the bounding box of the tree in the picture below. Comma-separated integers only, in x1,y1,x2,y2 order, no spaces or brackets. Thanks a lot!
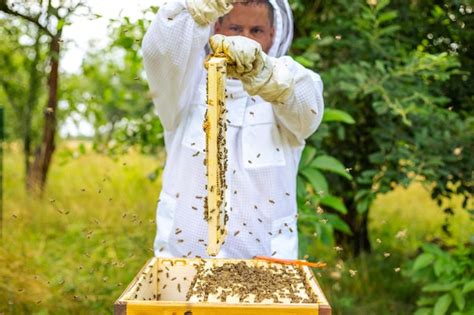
0,16,45,180
0,0,88,193
290,0,473,255
63,10,163,156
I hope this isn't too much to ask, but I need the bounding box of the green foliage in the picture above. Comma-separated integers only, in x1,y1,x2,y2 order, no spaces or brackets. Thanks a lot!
0,16,46,142
297,111,354,252
290,0,473,252
406,243,474,315
64,8,164,155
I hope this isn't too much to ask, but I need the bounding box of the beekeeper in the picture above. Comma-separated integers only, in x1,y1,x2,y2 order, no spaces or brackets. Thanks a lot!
142,0,324,259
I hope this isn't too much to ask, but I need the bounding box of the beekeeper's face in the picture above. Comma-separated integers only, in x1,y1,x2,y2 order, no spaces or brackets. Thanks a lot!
214,3,275,53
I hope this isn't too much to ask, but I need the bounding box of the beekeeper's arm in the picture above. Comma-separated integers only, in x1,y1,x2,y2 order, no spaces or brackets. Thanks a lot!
142,0,234,131
210,35,324,144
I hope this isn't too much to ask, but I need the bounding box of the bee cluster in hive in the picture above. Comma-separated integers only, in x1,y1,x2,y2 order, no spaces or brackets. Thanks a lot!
185,261,319,304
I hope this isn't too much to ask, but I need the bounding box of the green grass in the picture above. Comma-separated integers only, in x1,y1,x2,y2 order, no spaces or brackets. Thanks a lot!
0,142,472,314
1,142,162,314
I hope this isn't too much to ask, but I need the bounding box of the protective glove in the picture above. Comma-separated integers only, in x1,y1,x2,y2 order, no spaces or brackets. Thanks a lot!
186,0,235,26
210,34,295,104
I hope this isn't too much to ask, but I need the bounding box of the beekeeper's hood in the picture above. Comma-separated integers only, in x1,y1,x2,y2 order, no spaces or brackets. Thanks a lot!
211,0,294,58
266,0,294,57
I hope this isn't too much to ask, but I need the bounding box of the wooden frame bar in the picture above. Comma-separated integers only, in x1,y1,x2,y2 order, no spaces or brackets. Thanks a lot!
204,57,228,256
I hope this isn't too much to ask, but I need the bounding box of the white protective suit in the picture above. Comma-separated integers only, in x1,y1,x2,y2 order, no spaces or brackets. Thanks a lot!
142,0,324,259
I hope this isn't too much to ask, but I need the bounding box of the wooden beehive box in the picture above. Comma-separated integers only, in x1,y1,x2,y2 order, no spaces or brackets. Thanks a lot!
115,257,331,315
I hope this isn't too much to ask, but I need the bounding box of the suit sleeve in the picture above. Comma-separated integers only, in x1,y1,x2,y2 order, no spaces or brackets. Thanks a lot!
142,0,211,131
271,56,325,144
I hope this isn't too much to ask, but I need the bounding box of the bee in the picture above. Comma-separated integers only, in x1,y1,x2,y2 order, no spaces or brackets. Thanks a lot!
257,153,261,158
192,206,198,211
192,151,200,157
310,109,317,115
178,283,181,292
272,251,277,256
163,284,167,289
276,148,280,152
256,238,260,243
269,199,275,204
258,218,263,223
250,111,254,116
234,231,240,236
285,192,290,196
177,239,184,243
248,160,252,164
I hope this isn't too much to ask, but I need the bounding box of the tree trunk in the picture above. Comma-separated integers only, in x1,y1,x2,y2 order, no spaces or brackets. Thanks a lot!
24,28,42,183
27,36,60,194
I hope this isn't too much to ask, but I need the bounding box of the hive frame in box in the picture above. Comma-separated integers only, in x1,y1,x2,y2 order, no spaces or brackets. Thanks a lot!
115,257,332,315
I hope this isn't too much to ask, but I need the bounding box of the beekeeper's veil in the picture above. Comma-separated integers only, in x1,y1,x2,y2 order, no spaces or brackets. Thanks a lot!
267,0,294,57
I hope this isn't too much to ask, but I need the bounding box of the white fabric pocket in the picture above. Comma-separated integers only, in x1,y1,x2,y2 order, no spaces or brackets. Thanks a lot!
242,103,286,169
154,191,177,257
270,214,298,259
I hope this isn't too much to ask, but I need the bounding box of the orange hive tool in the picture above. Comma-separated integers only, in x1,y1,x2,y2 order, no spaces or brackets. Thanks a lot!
255,256,327,269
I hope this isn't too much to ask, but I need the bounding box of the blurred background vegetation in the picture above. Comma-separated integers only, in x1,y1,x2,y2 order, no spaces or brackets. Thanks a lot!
0,0,472,314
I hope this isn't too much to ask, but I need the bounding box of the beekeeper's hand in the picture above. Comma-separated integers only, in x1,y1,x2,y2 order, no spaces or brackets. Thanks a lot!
186,0,235,26
210,34,295,104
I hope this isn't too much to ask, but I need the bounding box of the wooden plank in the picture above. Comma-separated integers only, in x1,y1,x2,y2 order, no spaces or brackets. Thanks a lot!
204,57,228,256
114,301,127,315
116,257,157,302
